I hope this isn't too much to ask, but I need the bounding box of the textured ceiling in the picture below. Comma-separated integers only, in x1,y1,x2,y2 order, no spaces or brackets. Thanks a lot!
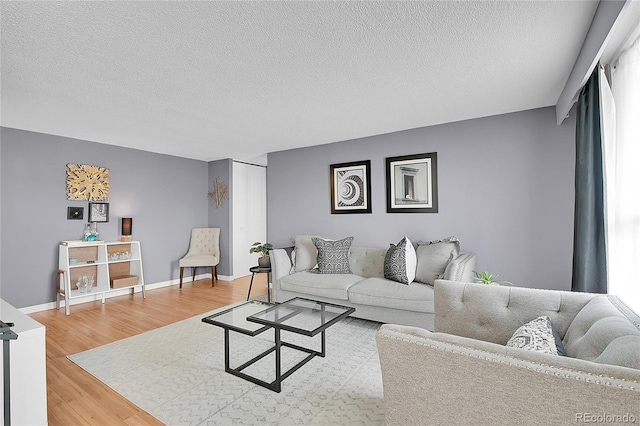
1,1,598,162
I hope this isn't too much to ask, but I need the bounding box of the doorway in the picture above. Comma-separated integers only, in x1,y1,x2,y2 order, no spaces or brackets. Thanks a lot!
232,161,267,278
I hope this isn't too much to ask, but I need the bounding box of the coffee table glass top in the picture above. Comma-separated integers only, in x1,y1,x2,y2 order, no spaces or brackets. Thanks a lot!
202,298,355,337
247,297,355,336
202,300,273,336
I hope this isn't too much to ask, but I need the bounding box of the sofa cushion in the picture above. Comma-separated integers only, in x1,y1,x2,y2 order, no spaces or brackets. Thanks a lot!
414,237,460,285
384,237,417,284
563,296,640,369
349,247,387,278
280,271,363,300
348,278,434,313
292,235,319,272
312,236,354,274
506,316,558,355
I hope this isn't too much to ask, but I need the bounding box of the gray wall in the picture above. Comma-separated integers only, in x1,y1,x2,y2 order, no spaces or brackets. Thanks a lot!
0,127,209,308
208,159,232,276
267,107,576,291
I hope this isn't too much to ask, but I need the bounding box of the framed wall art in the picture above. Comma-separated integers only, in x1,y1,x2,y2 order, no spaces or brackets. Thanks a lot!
386,152,438,213
66,163,110,201
330,160,372,214
88,202,110,222
67,206,84,220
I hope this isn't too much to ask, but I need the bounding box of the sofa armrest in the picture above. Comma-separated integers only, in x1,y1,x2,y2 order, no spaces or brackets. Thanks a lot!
269,248,292,300
376,324,640,426
443,251,476,282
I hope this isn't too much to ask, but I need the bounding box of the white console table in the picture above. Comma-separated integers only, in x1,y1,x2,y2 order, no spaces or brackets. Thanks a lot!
58,241,146,315
0,299,48,426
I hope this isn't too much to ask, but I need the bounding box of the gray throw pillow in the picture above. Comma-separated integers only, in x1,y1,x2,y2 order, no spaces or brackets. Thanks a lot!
414,236,460,285
506,316,558,355
384,237,417,285
311,237,354,274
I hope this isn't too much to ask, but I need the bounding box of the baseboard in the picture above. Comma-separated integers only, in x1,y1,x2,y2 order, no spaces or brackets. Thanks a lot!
19,273,234,315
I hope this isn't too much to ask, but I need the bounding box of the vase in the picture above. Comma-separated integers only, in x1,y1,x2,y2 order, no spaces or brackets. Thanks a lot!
83,224,91,241
258,256,271,268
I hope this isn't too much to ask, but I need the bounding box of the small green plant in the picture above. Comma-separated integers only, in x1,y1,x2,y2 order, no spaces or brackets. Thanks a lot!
249,242,273,258
473,270,511,285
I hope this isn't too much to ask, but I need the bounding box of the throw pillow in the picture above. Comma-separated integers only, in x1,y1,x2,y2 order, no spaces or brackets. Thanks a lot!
292,235,319,272
311,236,354,274
384,237,417,285
414,236,460,285
506,316,559,355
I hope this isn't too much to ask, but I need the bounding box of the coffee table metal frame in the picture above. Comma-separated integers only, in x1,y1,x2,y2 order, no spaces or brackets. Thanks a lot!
201,297,355,393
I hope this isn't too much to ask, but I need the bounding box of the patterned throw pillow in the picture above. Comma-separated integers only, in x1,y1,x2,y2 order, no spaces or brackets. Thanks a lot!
311,237,354,274
384,237,417,285
506,316,559,355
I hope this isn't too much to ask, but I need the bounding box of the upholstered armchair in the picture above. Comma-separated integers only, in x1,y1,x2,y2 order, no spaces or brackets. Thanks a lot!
376,281,640,425
179,228,220,288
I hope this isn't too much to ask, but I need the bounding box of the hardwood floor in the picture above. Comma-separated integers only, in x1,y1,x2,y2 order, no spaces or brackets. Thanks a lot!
29,274,268,426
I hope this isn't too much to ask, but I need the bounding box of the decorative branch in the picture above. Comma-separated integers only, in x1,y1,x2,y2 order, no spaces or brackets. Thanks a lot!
207,177,229,208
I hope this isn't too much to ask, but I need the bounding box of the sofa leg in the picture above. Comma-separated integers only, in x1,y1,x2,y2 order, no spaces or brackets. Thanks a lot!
192,267,196,282
179,267,184,289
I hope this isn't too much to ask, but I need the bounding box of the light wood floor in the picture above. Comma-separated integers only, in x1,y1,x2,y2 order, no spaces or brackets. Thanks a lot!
29,274,268,426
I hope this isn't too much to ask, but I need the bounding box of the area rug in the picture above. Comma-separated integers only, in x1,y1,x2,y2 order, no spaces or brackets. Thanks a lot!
68,302,385,425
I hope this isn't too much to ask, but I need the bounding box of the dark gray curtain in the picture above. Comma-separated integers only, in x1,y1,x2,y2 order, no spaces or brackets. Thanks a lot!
572,68,607,294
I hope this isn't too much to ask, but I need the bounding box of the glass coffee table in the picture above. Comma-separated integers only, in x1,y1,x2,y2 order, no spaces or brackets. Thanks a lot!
202,297,355,393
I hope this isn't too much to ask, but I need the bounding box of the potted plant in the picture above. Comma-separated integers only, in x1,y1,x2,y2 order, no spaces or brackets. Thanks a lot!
250,242,274,268
472,270,512,286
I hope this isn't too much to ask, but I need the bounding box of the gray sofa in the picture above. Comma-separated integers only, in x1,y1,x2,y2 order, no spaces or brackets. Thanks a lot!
376,280,640,425
270,236,476,329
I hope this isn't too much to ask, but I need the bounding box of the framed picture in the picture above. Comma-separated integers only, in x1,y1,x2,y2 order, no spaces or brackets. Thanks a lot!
330,160,372,214
386,152,438,213
67,206,84,220
88,202,109,222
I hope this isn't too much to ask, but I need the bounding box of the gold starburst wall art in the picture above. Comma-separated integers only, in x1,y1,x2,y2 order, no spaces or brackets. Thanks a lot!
66,164,111,201
208,177,229,208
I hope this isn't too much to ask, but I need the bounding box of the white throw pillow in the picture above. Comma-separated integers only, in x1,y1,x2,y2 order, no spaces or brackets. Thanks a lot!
383,237,417,285
506,316,558,355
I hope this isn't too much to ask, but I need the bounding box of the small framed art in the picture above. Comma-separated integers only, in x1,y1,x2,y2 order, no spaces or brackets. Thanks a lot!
67,206,84,220
88,202,109,222
386,152,438,213
330,160,372,214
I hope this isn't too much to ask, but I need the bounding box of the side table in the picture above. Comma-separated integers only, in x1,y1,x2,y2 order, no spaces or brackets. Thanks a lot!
247,266,271,303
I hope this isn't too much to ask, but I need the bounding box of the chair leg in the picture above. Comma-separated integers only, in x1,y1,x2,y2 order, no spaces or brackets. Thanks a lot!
211,266,215,287
215,267,218,281
179,267,184,289
192,267,196,282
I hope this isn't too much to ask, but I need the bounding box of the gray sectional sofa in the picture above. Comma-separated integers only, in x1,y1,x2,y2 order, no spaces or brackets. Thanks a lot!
376,280,640,425
270,235,477,329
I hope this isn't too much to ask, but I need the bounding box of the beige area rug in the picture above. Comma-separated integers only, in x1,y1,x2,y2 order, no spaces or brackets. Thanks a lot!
68,301,385,425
